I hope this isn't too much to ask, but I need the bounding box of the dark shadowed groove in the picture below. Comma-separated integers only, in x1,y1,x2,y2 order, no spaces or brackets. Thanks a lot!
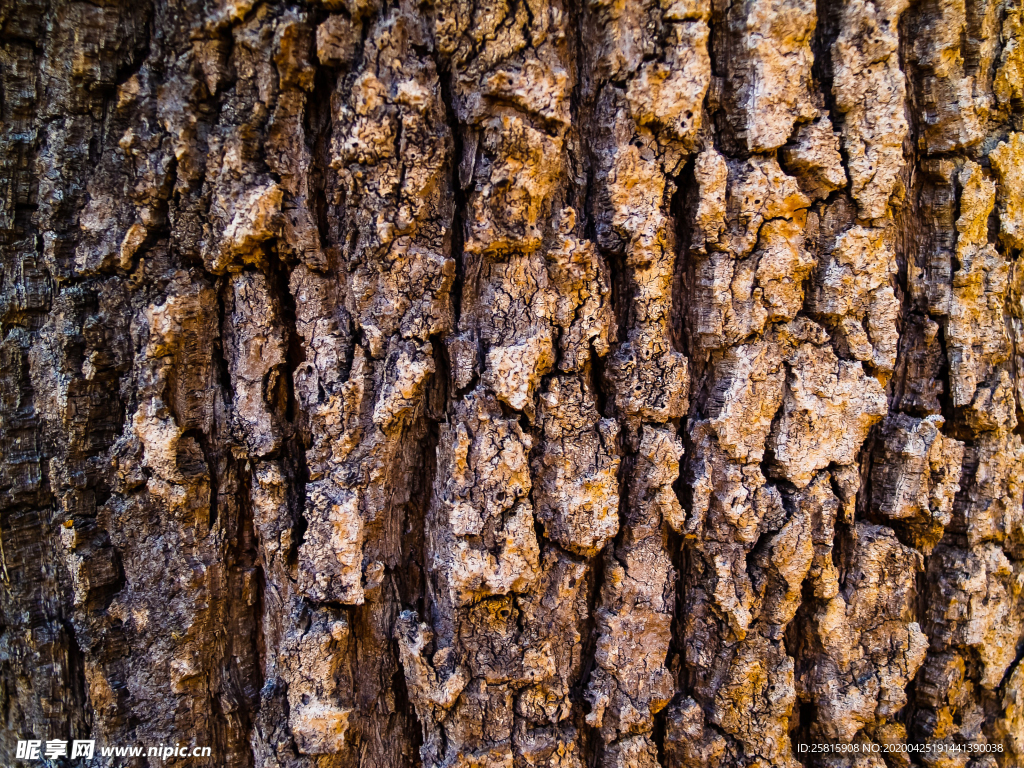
811,0,840,125
810,0,856,201
896,0,969,748
431,39,469,338
306,60,340,263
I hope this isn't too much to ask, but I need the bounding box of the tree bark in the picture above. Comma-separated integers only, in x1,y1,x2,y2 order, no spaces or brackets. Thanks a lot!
2,0,1023,766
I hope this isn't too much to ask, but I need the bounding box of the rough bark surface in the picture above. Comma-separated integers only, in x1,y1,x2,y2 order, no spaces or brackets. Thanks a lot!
1,0,1023,766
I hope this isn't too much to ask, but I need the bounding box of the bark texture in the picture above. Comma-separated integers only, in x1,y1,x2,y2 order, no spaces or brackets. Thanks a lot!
2,0,1024,766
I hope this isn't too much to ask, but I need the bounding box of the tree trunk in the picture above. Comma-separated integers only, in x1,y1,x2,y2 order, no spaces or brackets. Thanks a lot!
2,0,1023,765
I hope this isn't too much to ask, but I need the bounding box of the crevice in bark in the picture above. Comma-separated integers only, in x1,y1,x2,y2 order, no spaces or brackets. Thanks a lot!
670,157,698,362
432,42,469,336
284,432,309,570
